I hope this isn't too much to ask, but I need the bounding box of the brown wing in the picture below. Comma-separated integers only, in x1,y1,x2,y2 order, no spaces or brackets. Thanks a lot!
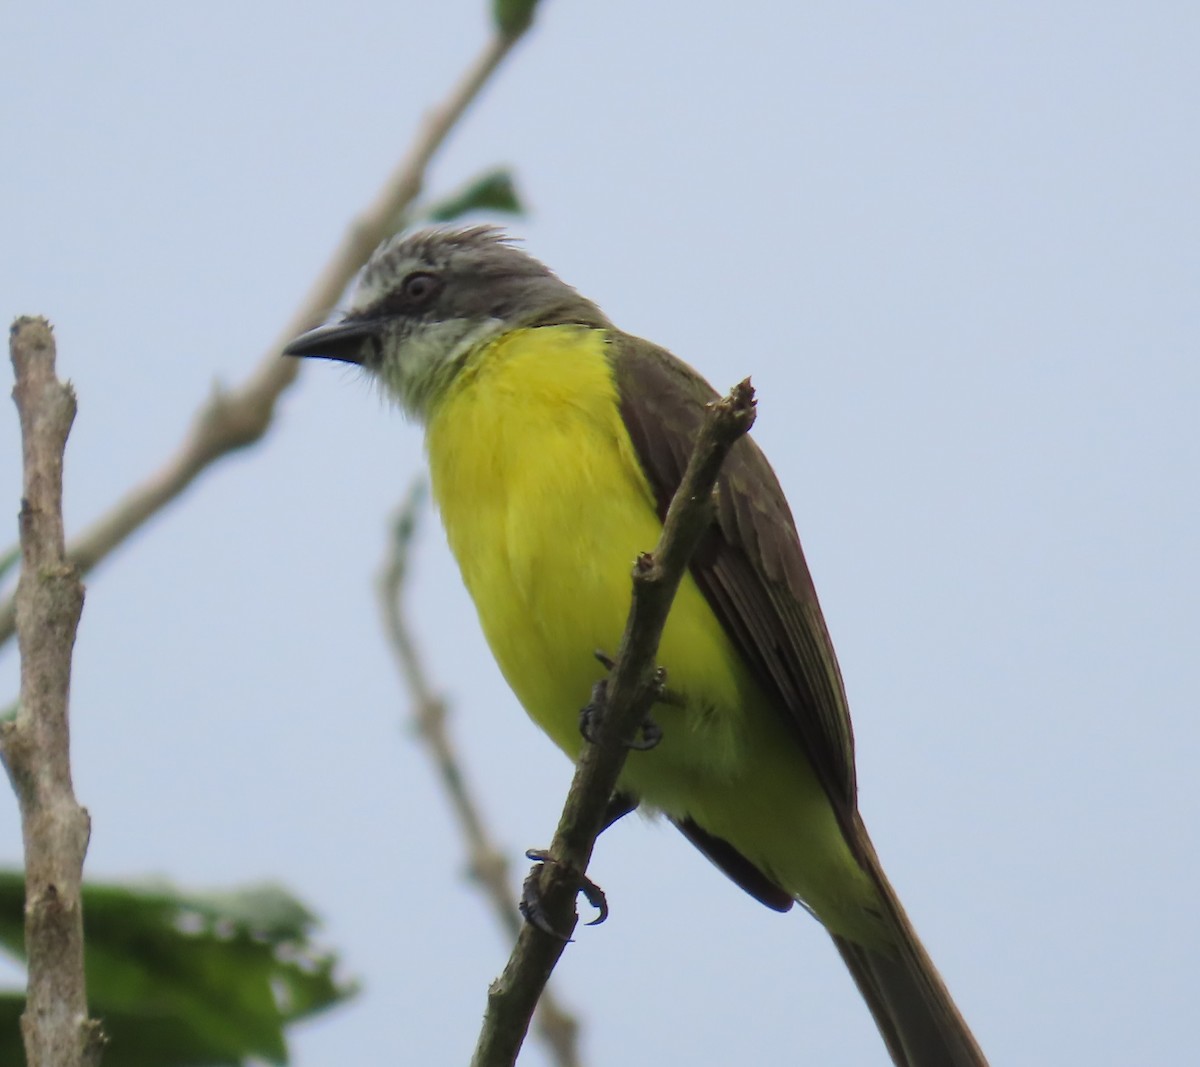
610,332,858,824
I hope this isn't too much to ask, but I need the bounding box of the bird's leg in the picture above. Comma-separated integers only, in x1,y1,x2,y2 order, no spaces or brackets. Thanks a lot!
580,651,676,749
579,676,660,749
519,849,609,938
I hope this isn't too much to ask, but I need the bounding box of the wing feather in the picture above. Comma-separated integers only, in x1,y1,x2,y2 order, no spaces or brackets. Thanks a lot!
610,333,858,818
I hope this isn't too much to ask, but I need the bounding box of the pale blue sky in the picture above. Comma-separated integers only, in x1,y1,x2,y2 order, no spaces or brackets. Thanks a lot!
3,3,1198,1064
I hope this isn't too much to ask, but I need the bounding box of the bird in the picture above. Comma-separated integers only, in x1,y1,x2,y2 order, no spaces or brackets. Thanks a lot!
285,226,987,1066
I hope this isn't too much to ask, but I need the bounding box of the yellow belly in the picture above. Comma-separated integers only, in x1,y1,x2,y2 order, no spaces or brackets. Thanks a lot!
425,324,877,935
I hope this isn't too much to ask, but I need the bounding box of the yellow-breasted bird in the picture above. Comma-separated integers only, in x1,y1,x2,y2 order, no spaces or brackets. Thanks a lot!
285,226,987,1066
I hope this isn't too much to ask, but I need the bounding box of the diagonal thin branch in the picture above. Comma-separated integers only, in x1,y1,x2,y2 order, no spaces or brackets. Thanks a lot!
0,24,533,650
470,379,758,1067
2,317,105,1067
377,481,583,1067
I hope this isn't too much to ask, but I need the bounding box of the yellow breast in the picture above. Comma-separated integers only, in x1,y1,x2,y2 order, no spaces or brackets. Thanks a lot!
424,324,751,792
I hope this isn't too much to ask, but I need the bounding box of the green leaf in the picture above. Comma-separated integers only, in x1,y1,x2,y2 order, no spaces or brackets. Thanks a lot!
0,872,356,1067
0,995,22,1066
493,0,539,38
0,876,21,959
424,168,526,223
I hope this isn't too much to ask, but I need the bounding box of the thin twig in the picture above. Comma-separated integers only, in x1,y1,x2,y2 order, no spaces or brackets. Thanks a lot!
2,318,105,1067
376,481,583,1067
470,379,758,1067
0,24,533,650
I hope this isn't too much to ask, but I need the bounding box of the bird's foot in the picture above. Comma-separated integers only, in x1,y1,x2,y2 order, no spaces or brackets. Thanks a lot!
580,651,674,749
519,849,609,939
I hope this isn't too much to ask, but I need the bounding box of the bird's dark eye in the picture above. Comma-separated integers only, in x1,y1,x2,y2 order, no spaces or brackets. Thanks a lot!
400,271,440,306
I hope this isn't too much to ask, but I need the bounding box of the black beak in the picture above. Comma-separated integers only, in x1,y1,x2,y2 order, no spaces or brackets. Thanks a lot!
282,319,379,365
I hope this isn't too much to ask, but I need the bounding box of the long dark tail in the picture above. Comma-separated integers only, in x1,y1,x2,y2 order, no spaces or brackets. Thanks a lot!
834,816,988,1066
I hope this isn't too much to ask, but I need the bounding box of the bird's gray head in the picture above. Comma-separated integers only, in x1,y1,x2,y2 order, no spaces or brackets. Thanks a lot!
283,226,608,417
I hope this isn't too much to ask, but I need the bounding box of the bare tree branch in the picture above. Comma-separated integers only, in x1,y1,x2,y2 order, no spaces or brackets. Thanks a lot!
470,380,758,1067
2,317,105,1067
0,24,534,650
377,481,583,1067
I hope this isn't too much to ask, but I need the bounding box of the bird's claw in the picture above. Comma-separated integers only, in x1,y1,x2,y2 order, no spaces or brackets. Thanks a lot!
581,656,669,750
519,849,609,939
